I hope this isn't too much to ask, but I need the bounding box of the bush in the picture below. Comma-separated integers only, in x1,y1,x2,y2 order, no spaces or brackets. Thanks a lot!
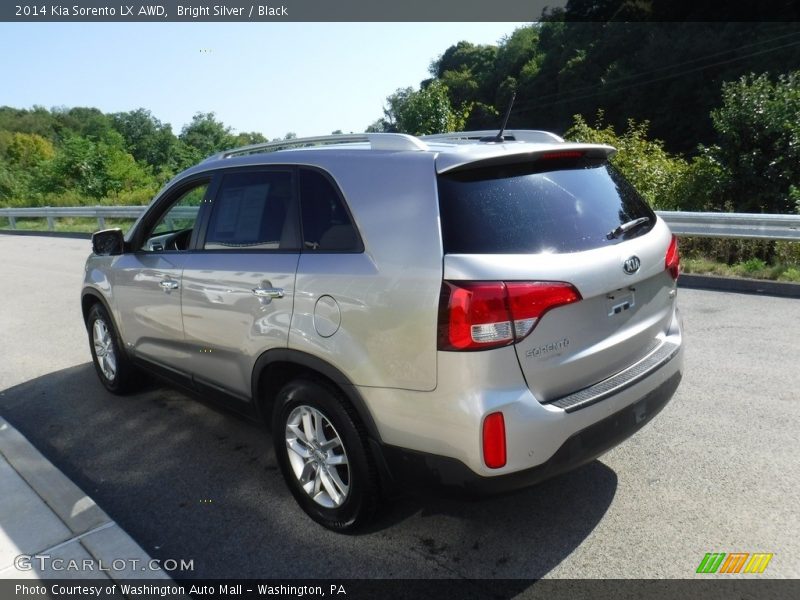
739,258,767,273
679,236,776,265
102,187,158,206
775,241,800,265
779,267,800,282
565,112,688,210
671,151,731,212
709,72,800,214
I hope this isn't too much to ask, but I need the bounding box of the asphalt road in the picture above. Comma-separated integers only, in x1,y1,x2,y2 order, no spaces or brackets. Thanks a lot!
1,234,798,585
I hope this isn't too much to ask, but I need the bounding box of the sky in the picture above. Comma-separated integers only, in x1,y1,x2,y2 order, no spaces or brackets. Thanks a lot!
0,23,527,138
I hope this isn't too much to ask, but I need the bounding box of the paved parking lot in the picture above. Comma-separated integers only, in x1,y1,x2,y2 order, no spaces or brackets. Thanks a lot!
1,234,798,584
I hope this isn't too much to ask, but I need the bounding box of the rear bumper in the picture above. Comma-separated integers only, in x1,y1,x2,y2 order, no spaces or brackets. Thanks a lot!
379,370,681,495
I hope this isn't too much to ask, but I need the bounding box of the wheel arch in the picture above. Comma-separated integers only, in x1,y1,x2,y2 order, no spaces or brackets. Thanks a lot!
252,349,382,443
81,288,132,356
81,288,114,328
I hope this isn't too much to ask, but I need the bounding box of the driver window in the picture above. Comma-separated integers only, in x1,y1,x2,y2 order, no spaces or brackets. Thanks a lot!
141,182,209,251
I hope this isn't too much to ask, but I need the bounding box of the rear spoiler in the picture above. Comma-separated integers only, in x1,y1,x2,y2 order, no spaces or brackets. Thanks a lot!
435,143,616,174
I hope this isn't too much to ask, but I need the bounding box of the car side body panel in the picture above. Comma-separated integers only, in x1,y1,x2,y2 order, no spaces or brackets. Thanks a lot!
181,252,300,399
288,152,442,391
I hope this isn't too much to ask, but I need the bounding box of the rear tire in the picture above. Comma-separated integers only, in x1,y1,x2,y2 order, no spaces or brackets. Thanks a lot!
272,379,379,532
86,303,138,394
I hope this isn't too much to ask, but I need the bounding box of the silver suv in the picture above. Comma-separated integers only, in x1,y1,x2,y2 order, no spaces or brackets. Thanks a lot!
82,130,683,531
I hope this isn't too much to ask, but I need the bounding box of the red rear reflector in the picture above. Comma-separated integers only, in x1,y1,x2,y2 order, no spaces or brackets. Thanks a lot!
438,281,581,351
666,234,680,280
539,150,585,160
483,412,506,469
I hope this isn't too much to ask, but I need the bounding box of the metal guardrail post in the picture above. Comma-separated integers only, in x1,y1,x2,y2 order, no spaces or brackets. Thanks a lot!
98,216,106,229
46,214,55,231
8,215,16,229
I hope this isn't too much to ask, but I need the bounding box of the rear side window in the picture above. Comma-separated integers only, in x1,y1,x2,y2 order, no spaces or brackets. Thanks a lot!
299,168,361,252
204,170,298,250
437,161,655,254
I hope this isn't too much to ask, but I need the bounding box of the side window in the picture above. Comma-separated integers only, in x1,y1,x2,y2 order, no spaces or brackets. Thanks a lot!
204,170,298,250
141,182,208,252
299,169,360,252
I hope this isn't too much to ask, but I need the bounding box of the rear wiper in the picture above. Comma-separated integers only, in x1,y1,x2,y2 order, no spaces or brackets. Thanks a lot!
607,216,651,240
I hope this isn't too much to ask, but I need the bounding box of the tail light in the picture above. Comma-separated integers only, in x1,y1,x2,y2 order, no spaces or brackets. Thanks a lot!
666,235,680,280
438,281,581,351
482,412,506,469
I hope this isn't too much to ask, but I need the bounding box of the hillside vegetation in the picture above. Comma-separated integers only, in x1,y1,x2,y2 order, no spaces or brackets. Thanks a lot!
1,13,798,248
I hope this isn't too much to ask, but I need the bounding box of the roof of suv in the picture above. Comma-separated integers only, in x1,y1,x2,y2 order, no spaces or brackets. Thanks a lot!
185,131,616,178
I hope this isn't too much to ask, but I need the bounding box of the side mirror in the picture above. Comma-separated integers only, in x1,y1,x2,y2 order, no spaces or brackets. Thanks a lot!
92,228,125,256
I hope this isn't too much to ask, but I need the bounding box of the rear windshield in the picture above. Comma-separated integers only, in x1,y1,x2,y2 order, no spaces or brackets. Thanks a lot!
437,160,656,254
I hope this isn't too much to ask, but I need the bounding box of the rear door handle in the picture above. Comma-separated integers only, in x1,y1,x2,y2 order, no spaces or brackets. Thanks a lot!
159,279,179,291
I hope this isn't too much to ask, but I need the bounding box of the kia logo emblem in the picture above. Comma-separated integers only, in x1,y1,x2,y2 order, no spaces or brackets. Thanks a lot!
623,256,641,274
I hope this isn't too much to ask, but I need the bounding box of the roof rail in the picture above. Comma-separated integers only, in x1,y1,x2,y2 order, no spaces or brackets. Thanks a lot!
206,133,428,161
420,130,565,144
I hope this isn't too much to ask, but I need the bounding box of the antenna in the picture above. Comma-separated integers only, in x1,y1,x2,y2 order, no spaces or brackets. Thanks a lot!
480,91,516,143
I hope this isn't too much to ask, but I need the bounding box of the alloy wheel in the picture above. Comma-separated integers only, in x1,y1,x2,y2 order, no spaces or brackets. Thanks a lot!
92,319,117,381
284,405,350,508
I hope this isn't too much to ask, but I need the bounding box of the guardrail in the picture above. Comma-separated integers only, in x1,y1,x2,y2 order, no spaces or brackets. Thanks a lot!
656,211,800,241
0,206,799,241
0,206,195,231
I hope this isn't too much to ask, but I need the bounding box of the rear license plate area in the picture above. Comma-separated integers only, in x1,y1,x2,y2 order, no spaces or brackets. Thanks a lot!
607,289,635,316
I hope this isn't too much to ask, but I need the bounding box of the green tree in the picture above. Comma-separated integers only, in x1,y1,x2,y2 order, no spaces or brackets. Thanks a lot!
232,131,267,146
430,41,499,127
0,161,18,203
707,72,800,213
383,81,469,135
269,132,298,142
0,132,56,203
365,119,387,133
431,41,497,89
392,17,800,154
0,105,59,140
178,112,236,159
111,108,178,170
36,133,154,200
494,26,541,88
52,106,115,141
439,67,480,112
6,132,55,168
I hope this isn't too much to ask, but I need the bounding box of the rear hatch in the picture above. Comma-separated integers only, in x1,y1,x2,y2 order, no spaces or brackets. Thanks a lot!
436,147,679,406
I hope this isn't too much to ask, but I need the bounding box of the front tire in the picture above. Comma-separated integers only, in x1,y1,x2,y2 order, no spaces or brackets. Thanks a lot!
272,379,379,531
86,303,138,394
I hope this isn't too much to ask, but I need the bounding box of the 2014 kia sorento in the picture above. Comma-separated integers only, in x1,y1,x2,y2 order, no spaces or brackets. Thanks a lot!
82,130,683,531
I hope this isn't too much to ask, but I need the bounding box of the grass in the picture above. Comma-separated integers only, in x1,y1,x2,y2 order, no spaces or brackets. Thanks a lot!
682,257,800,282
0,217,136,234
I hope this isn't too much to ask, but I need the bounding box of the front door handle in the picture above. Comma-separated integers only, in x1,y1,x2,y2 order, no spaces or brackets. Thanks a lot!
159,279,179,291
252,287,284,299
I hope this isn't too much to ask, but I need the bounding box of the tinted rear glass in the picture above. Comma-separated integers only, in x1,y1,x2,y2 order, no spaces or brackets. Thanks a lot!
299,168,362,252
437,161,655,254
